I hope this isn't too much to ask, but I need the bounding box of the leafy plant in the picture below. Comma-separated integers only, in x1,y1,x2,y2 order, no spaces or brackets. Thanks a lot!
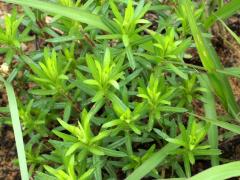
1,0,240,180
155,116,221,177
19,100,48,136
137,73,178,131
103,103,144,135
83,48,124,104
44,155,94,180
53,109,112,158
98,0,151,69
0,8,32,63
26,48,70,96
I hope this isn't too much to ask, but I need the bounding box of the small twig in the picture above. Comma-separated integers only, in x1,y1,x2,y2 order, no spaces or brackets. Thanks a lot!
80,29,96,48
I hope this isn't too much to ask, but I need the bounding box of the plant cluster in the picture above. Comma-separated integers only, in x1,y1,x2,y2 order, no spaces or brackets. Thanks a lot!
0,0,240,179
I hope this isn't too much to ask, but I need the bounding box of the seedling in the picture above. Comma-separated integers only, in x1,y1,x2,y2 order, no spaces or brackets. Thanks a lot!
155,116,221,177
0,8,32,63
83,48,124,103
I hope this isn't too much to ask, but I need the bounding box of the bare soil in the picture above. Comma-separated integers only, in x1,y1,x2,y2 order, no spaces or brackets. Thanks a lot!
0,126,20,180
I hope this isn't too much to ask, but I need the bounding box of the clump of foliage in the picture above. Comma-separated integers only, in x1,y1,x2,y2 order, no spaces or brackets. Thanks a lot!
1,0,240,179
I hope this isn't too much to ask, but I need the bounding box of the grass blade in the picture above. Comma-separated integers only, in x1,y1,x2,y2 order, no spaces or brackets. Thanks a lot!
183,0,239,118
199,74,219,166
218,18,240,44
126,140,180,180
205,0,240,28
190,113,240,134
0,76,29,180
217,67,240,78
3,0,110,32
190,161,240,180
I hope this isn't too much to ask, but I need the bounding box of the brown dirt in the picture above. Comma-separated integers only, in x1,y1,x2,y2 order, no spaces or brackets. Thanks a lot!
0,126,20,180
220,135,240,161
0,2,20,180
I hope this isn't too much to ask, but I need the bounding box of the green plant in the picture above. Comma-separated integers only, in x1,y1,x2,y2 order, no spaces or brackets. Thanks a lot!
98,0,151,69
1,0,240,179
83,48,124,104
138,27,191,63
0,8,32,63
19,100,48,136
137,73,179,131
103,103,144,135
44,155,94,180
54,109,111,158
26,48,70,96
155,116,221,177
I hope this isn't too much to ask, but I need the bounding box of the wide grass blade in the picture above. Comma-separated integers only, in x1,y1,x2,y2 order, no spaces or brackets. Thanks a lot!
183,0,239,118
0,76,29,180
199,74,219,166
3,0,110,32
126,140,180,180
205,0,240,28
190,161,240,180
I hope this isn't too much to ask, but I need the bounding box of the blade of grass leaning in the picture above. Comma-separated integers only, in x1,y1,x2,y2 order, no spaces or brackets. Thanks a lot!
183,0,239,118
190,113,240,134
205,0,240,28
217,67,240,78
217,18,240,44
126,139,180,180
199,74,219,166
190,161,240,180
3,0,110,32
0,76,29,180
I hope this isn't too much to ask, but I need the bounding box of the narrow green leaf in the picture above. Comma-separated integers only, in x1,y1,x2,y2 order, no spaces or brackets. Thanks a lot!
218,18,240,44
190,161,240,180
126,46,136,70
168,64,188,80
98,147,127,157
126,138,180,180
200,74,219,166
0,77,29,180
46,36,78,43
159,106,187,113
3,0,110,32
23,6,36,22
93,155,102,180
66,142,81,156
29,89,58,95
183,0,239,117
217,67,240,78
63,102,72,122
191,113,240,134
205,0,240,28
